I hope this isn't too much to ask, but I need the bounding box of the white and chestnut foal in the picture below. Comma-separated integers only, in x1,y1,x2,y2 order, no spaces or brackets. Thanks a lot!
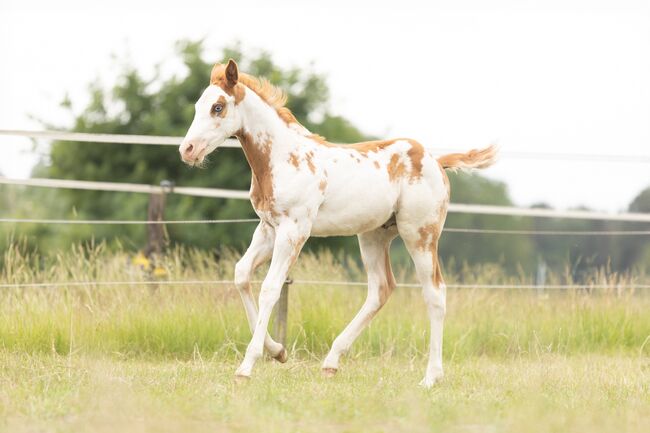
180,60,496,387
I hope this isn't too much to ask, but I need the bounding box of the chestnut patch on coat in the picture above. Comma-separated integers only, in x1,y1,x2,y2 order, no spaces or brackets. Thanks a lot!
213,95,228,118
288,152,300,168
379,246,397,304
373,161,380,169
305,151,316,174
416,224,439,251
406,139,424,180
312,137,425,181
289,235,307,265
350,139,397,154
308,134,328,145
310,137,398,155
236,130,277,216
387,154,406,182
318,179,327,192
415,223,444,286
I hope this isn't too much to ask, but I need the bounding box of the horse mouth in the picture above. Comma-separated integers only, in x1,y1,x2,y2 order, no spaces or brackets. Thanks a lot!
181,147,208,167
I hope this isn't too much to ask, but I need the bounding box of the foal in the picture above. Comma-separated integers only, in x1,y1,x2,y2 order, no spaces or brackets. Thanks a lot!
180,60,496,387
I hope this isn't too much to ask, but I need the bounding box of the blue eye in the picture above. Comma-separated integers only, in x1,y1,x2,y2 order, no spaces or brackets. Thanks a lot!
212,103,224,114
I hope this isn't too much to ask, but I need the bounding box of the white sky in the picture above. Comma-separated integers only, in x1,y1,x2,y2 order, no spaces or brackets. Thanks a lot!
0,0,648,212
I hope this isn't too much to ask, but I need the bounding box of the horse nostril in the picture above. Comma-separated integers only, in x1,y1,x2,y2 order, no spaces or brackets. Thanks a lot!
185,143,194,154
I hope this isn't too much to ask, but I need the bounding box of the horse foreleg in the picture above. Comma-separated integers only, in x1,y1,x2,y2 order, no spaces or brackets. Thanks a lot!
234,222,286,361
235,221,309,378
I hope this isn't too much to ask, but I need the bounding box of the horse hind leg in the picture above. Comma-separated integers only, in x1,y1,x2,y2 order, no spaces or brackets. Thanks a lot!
321,225,398,376
398,216,447,388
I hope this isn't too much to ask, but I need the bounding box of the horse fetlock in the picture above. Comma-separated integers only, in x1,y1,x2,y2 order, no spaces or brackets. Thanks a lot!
272,347,288,363
419,370,444,388
258,287,282,305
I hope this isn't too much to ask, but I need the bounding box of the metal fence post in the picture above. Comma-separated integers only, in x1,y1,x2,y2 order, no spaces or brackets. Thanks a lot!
274,277,291,347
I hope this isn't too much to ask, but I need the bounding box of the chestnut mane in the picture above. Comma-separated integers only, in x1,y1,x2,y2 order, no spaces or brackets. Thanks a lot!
210,63,300,127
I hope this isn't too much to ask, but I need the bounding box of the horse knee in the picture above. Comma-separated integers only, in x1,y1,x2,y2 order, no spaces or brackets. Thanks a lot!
234,260,251,291
423,288,446,317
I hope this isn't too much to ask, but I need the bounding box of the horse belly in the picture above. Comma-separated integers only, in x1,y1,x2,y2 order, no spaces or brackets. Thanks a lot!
310,179,398,237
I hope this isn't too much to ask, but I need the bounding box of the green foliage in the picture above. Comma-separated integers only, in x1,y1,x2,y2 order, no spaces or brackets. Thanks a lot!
618,186,650,272
8,40,525,265
1,40,648,275
440,172,535,272
28,40,374,253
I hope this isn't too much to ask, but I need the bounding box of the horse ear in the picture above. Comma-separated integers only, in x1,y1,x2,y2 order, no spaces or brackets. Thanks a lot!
225,59,239,88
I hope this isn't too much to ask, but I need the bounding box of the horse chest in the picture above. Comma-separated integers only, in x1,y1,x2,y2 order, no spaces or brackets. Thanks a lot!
250,175,276,215
250,160,324,221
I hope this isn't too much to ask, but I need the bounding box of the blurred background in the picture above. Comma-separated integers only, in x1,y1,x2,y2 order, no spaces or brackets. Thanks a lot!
0,0,648,278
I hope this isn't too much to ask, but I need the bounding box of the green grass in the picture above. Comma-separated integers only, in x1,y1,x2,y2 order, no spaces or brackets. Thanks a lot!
1,354,648,433
1,243,649,432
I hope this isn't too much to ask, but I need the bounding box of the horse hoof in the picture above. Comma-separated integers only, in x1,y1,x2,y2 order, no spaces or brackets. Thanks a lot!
419,374,443,389
234,374,251,384
273,347,288,363
322,367,338,378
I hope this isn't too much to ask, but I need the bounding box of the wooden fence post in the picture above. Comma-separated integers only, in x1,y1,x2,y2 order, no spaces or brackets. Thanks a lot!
274,277,291,347
144,180,172,257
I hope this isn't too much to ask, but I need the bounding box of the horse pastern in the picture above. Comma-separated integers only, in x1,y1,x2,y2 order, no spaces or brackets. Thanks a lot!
234,374,251,384
272,347,288,363
234,364,253,378
419,374,443,389
322,367,338,378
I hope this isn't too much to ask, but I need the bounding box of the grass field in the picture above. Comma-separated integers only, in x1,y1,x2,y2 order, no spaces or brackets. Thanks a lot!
1,243,649,432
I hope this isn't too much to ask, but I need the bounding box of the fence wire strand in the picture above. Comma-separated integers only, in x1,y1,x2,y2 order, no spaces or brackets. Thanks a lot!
3,129,650,163
0,217,648,236
0,279,648,290
2,129,649,292
0,218,260,225
4,176,650,222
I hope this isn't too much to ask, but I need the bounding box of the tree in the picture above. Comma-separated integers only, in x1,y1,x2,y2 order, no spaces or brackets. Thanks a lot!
35,40,370,252
12,39,626,275
618,186,650,272
438,173,536,274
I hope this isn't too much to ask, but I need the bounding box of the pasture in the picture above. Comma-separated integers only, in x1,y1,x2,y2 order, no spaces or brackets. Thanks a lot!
1,243,649,432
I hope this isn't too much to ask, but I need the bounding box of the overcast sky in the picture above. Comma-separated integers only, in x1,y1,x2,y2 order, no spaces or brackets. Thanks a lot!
1,0,648,212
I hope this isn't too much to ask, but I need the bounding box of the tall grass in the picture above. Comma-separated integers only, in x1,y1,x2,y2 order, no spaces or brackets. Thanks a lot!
1,242,649,360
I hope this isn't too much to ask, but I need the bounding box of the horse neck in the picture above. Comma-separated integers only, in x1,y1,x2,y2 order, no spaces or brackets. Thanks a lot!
235,90,303,180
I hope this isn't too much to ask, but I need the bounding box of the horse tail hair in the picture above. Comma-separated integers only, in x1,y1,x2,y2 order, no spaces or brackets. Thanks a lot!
437,144,498,172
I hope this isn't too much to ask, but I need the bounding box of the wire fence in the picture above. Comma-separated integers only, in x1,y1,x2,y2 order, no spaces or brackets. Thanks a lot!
1,217,649,236
1,129,650,293
3,177,650,223
0,177,250,199
3,129,650,163
1,279,648,291
0,218,261,225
